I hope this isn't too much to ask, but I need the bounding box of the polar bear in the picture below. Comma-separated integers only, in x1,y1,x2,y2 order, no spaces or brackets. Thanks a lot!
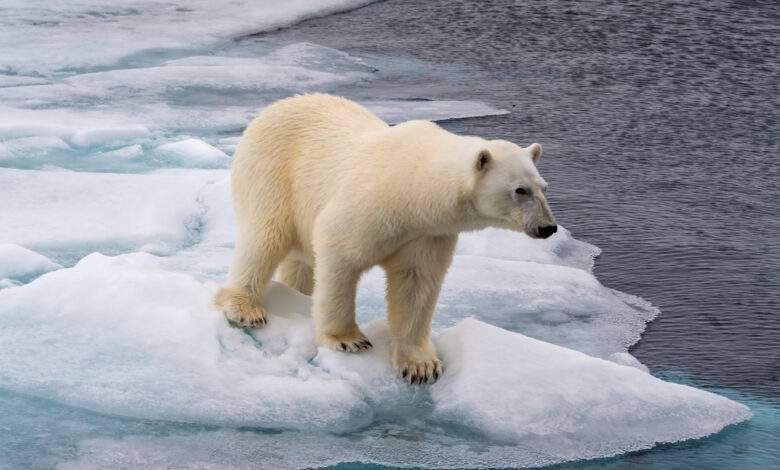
214,94,556,384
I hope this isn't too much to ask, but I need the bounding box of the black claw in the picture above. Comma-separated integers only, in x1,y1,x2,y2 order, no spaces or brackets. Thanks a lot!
433,371,439,380
364,340,373,348
401,368,408,378
339,342,347,350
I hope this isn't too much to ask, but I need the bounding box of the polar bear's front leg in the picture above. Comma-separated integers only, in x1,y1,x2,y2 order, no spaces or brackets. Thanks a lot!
383,235,457,384
312,250,372,353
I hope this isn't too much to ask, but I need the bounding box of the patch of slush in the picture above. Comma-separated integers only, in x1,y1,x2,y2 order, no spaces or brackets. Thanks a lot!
0,253,750,468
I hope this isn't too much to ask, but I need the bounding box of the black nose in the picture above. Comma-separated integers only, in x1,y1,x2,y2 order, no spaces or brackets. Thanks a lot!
538,225,557,239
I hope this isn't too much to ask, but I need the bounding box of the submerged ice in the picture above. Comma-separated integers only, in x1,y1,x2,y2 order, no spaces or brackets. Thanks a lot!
0,0,753,468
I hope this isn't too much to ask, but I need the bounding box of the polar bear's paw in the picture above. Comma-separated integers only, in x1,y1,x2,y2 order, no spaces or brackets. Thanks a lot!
395,351,443,385
214,288,267,329
319,330,373,353
226,303,267,329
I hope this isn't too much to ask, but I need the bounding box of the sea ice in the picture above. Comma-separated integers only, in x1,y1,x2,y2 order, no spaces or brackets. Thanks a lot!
0,244,61,284
433,319,750,460
70,124,151,148
0,1,376,76
0,252,750,468
155,138,230,167
0,168,225,260
365,99,509,123
0,40,506,173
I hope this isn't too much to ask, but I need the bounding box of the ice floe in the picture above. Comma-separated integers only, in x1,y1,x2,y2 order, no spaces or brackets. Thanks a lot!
0,1,376,76
0,252,750,468
154,138,230,168
0,244,61,285
0,168,224,260
433,319,749,459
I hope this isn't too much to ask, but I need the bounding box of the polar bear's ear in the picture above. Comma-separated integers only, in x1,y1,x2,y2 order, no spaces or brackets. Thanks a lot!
476,149,492,172
528,143,543,163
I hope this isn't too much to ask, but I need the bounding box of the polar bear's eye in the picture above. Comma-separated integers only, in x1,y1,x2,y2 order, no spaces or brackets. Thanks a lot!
515,187,528,196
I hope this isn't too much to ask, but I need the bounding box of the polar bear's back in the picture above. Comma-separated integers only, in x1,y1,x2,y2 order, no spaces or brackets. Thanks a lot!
230,94,389,243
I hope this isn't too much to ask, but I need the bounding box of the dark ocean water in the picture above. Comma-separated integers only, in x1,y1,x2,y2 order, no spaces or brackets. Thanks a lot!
262,0,779,400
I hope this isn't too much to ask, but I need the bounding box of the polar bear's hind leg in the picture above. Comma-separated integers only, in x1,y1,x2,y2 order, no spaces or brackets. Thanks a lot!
278,255,314,296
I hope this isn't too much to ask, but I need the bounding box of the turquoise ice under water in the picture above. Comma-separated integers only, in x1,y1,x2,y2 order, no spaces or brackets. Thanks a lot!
0,1,777,468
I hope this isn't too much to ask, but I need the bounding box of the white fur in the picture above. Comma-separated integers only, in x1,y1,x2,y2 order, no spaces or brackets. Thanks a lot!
215,94,556,384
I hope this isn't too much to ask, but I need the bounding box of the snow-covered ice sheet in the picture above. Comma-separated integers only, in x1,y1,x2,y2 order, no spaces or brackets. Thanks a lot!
434,319,749,459
0,168,225,261
0,252,750,468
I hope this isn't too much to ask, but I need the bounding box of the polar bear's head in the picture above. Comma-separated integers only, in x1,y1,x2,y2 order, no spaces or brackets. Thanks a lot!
471,140,557,239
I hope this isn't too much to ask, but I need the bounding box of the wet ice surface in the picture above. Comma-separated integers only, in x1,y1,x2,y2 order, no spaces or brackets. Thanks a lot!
0,1,757,469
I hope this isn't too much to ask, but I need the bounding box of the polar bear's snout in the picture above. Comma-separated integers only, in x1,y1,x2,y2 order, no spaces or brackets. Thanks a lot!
522,187,557,239
537,224,558,239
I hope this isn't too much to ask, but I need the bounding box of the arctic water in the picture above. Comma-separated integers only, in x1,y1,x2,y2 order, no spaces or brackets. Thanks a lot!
0,0,777,469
